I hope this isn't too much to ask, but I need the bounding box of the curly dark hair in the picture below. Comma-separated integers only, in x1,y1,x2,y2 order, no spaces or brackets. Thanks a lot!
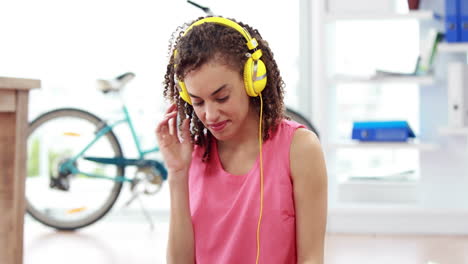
163,16,286,161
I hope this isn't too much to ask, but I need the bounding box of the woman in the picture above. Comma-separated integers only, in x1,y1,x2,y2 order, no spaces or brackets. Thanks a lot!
156,16,328,264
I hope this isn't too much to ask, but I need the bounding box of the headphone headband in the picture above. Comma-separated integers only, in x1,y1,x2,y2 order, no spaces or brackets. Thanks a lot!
184,17,259,50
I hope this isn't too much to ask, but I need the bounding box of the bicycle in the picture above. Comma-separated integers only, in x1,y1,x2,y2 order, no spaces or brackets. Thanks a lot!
26,71,318,231
26,72,168,231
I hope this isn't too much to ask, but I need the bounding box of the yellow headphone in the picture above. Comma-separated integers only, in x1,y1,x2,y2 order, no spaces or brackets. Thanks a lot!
174,17,268,105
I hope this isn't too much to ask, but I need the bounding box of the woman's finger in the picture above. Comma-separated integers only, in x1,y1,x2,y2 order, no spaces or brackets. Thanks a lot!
157,112,177,132
156,105,181,144
165,104,177,114
157,112,186,143
164,111,178,125
156,120,169,142
156,116,175,140
170,113,178,138
168,116,175,136
156,113,172,133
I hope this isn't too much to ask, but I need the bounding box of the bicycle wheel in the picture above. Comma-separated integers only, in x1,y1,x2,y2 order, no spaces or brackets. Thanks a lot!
285,107,320,138
26,108,124,230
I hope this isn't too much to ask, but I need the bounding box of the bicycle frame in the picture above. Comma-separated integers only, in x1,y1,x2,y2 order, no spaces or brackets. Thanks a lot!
61,105,164,183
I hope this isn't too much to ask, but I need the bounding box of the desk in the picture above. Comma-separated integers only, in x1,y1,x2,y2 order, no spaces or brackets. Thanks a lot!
0,77,40,264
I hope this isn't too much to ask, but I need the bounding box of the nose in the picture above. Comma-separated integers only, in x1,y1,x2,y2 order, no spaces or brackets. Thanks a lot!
204,101,220,123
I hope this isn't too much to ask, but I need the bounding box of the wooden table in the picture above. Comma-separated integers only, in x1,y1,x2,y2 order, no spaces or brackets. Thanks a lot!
0,77,40,264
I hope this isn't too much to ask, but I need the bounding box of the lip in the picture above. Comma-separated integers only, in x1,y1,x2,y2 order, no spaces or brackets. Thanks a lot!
208,120,228,132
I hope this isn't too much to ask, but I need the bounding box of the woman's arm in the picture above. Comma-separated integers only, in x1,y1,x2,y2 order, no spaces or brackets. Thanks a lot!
155,104,195,263
167,173,195,264
290,128,328,264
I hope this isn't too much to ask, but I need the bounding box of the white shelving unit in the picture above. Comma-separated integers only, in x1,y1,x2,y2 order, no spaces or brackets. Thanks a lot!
337,178,419,204
325,10,436,21
323,10,440,154
331,74,435,85
312,1,468,234
439,126,468,136
436,43,468,136
329,140,438,151
438,42,468,53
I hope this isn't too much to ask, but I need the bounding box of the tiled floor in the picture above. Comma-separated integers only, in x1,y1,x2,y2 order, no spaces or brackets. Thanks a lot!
23,210,468,264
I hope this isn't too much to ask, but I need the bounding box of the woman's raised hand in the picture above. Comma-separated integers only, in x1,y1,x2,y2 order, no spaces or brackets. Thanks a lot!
156,104,193,176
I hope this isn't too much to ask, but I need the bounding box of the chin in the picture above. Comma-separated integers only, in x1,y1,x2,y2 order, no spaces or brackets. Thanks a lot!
209,127,235,141
210,131,231,141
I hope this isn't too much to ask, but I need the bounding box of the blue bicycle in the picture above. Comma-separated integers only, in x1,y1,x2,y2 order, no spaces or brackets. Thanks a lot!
25,72,318,231
26,72,168,230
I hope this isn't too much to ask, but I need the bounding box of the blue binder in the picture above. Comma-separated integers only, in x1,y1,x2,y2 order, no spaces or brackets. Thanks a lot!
460,0,468,41
351,121,416,142
445,0,460,42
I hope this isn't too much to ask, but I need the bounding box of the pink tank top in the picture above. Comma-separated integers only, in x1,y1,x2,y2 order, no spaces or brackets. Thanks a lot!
189,119,305,263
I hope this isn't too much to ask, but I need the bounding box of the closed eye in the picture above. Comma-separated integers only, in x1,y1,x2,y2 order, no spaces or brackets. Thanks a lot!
193,101,204,107
192,96,229,107
217,96,229,103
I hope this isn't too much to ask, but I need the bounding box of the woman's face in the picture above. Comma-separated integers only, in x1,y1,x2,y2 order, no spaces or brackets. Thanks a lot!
184,60,254,141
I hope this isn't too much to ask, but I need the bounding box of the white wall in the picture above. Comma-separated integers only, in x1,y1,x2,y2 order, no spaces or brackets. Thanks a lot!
1,0,304,212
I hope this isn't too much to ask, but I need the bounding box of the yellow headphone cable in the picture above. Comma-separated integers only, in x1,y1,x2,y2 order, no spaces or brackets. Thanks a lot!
256,94,264,264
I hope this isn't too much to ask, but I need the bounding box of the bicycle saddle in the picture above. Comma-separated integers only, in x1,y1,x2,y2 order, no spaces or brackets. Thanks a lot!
97,72,135,93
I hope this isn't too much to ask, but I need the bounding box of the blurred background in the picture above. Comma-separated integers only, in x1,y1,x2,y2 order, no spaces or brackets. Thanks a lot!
2,0,468,263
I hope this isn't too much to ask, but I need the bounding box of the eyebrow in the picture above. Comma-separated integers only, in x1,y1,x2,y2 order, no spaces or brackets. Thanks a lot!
188,84,227,99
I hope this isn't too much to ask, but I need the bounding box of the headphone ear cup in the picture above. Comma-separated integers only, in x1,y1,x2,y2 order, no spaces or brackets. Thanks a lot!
178,81,192,105
243,58,267,97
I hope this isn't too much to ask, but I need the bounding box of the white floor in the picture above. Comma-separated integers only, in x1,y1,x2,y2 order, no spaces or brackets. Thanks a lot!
23,207,468,264
24,209,169,264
